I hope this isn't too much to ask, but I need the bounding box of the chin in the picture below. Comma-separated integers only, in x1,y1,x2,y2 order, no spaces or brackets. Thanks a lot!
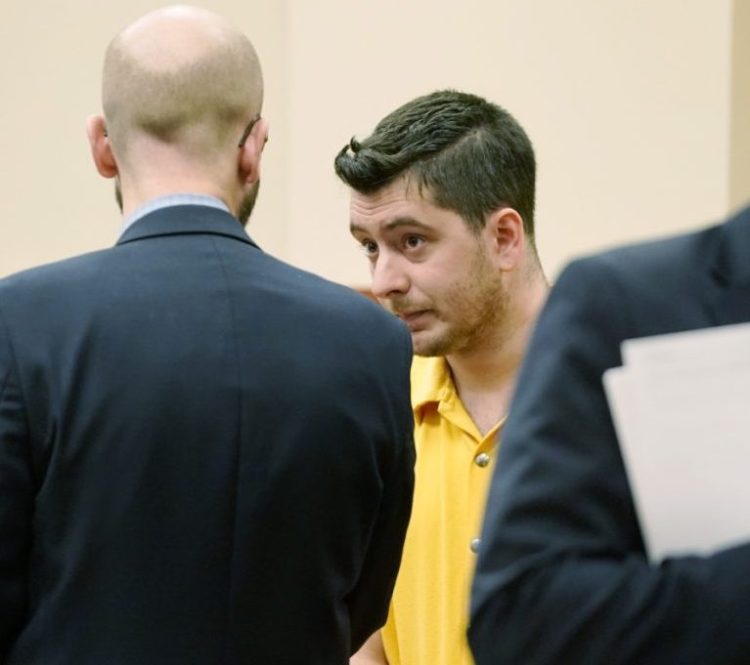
411,331,451,358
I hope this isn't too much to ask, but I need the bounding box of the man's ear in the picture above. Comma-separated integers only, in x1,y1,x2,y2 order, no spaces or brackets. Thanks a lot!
86,115,118,179
238,117,269,185
484,207,526,271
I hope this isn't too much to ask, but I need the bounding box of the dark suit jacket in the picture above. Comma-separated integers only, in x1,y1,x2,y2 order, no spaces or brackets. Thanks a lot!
0,205,415,665
469,205,750,664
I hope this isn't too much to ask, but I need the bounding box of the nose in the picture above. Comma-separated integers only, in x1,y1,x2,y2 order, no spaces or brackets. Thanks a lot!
370,252,410,299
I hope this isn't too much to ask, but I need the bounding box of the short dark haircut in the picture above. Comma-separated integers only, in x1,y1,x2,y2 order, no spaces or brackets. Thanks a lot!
334,90,536,243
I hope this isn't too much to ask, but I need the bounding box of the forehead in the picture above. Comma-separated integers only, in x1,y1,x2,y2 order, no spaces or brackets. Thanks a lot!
349,178,458,234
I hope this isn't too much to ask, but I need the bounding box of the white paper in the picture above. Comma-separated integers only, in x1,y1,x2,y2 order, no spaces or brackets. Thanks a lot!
603,323,750,561
622,321,750,369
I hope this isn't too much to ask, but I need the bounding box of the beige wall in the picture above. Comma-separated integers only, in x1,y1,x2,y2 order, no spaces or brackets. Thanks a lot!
0,1,741,285
731,0,750,210
285,0,733,285
0,0,289,276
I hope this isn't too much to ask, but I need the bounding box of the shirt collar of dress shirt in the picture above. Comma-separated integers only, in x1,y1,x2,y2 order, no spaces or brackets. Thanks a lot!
119,193,231,238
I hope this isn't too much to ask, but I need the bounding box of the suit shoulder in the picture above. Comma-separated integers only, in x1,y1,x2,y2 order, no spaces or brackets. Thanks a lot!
547,220,726,339
0,248,113,295
0,249,115,314
560,221,721,288
253,253,405,333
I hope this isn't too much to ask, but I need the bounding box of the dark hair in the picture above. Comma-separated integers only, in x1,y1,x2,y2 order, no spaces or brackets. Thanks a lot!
334,89,536,242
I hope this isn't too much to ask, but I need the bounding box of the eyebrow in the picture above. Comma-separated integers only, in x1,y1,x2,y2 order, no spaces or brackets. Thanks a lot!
349,217,432,235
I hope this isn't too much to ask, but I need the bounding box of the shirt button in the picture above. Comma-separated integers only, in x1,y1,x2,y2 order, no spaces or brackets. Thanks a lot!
475,452,491,467
470,538,482,553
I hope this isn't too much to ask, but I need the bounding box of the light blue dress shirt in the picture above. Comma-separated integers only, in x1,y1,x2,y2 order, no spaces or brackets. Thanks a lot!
119,193,231,238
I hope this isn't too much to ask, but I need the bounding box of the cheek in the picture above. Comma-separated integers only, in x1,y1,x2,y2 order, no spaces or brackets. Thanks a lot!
414,263,452,291
441,265,497,312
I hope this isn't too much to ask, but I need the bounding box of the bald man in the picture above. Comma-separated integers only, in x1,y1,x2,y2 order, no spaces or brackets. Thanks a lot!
0,6,414,664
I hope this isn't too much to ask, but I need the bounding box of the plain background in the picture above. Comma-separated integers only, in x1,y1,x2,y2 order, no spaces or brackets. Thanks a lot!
2,0,748,286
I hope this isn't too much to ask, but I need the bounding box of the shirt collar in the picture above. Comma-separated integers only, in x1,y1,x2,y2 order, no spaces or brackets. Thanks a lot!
411,354,507,443
410,355,455,419
119,194,231,237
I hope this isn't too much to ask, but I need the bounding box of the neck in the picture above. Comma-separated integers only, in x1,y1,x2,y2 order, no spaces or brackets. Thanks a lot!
446,274,548,434
117,151,239,219
119,177,234,219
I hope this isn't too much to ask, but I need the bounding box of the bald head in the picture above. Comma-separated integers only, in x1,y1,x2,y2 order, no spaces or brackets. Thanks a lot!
102,5,263,163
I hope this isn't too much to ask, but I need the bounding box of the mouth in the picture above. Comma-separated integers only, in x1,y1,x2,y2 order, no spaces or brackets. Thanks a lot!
395,309,431,329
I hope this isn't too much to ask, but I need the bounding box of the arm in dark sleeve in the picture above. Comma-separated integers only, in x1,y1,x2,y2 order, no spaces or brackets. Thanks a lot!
347,326,415,653
0,309,33,657
469,257,750,665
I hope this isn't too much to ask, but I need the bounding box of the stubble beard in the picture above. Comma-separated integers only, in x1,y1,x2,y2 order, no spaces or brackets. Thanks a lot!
413,248,509,358
114,179,123,213
238,180,260,226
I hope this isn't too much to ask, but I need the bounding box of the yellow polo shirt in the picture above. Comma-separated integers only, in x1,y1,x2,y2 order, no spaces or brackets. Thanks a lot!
381,355,502,665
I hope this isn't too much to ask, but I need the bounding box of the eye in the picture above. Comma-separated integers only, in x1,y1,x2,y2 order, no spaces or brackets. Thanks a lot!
359,239,378,257
403,235,425,251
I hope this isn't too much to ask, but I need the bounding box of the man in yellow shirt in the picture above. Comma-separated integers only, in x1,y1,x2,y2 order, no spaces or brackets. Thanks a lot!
334,90,548,665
